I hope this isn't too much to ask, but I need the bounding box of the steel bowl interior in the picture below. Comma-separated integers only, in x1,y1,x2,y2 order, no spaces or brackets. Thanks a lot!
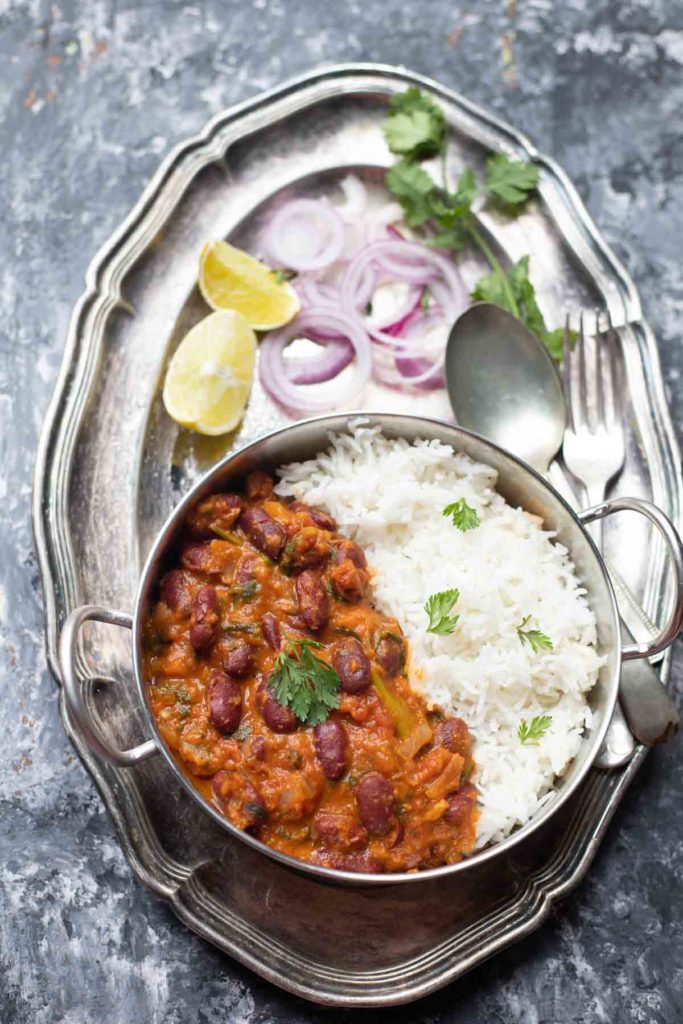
132,412,620,886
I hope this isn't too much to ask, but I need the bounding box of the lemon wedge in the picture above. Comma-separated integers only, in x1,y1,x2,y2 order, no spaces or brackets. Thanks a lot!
198,239,299,330
162,310,256,435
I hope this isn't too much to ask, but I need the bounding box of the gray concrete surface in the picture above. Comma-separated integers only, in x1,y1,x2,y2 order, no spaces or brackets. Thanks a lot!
2,1,682,1021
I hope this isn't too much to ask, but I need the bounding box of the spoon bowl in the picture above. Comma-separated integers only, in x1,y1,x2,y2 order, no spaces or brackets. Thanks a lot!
445,303,565,473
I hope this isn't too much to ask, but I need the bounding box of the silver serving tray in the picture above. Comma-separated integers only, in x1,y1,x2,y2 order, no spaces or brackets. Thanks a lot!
33,64,682,1006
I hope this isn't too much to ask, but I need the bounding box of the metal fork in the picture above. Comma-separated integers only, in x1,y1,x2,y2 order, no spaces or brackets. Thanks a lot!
562,310,625,548
560,310,678,756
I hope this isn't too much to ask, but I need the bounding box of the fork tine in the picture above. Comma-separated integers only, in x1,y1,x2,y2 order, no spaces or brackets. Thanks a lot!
562,312,575,431
575,311,588,429
594,308,606,427
603,308,619,427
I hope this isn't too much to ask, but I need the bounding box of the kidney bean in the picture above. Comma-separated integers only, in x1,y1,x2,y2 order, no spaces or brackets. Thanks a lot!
189,585,219,652
186,493,243,538
331,638,371,694
235,553,259,584
222,641,255,678
159,569,192,616
282,527,331,572
248,734,267,761
308,508,337,531
355,773,395,836
333,538,366,569
295,570,329,631
444,783,477,825
239,506,286,560
328,559,366,602
181,542,215,574
245,470,274,500
310,849,380,874
290,501,337,531
286,613,314,636
260,612,281,650
313,720,348,780
194,585,217,620
242,791,268,829
260,681,298,733
189,623,213,651
212,770,230,803
375,634,404,677
314,810,367,850
434,717,471,758
213,770,266,829
207,671,242,734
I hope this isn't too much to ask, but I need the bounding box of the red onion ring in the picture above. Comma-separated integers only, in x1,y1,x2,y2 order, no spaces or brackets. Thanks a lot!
367,285,424,346
260,308,371,412
265,199,346,272
285,337,354,384
375,312,447,390
341,239,468,319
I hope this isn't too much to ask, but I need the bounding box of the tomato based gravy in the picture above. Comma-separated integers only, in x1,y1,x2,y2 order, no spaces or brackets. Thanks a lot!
143,470,478,873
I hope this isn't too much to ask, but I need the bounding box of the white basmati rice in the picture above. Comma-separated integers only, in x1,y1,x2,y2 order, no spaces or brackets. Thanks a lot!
276,423,603,848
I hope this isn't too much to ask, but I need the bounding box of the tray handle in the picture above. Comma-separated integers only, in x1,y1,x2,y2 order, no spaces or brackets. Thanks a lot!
59,605,159,767
579,497,683,661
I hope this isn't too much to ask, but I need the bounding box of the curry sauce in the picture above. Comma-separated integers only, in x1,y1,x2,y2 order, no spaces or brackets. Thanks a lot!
143,470,478,873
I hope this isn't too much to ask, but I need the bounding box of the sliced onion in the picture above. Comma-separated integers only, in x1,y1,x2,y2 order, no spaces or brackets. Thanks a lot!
393,311,446,387
377,312,447,390
295,277,340,309
258,182,471,403
393,352,446,389
260,308,371,413
285,338,354,385
370,285,424,340
265,199,346,272
341,239,467,317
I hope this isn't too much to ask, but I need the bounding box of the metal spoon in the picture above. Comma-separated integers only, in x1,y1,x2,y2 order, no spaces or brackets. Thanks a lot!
445,302,678,759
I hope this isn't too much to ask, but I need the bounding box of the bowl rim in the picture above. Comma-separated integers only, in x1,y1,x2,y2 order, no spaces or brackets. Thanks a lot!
132,411,621,887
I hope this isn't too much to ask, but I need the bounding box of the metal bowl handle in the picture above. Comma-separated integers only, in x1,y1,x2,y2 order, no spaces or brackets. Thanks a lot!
579,497,683,661
59,605,159,767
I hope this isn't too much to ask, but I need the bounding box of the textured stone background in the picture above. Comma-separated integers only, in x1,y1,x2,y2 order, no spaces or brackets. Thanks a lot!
2,1,683,1022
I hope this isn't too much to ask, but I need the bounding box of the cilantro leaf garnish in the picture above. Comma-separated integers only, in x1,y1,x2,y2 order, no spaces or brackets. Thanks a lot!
268,640,341,726
382,88,566,362
486,154,539,207
443,498,480,532
385,160,436,227
516,615,554,653
542,327,573,362
383,87,446,160
389,86,446,120
518,714,553,745
471,254,565,354
425,589,460,636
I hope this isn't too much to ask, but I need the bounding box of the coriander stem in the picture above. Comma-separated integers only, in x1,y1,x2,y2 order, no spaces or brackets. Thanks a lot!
440,147,448,190
470,224,520,319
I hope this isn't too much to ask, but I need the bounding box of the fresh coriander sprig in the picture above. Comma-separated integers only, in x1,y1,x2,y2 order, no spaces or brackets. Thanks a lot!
425,589,460,636
382,88,567,360
516,615,554,653
443,498,480,532
383,88,446,161
267,639,341,726
486,153,538,207
518,714,553,745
